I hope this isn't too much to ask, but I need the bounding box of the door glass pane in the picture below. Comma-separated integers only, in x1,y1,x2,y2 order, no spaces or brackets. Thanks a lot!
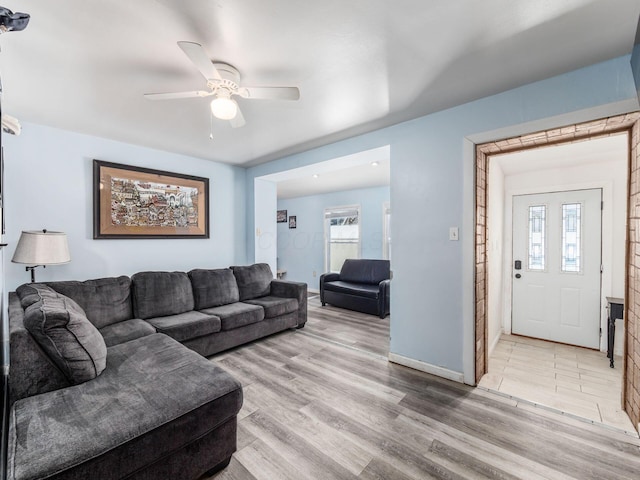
528,205,546,270
562,203,581,273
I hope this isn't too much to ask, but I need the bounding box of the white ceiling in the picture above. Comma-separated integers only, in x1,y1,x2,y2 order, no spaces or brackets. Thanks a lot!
276,159,390,199
262,145,390,199
1,1,639,166
493,133,628,175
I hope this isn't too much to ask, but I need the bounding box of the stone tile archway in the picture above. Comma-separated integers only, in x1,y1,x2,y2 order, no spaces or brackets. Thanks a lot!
474,112,640,431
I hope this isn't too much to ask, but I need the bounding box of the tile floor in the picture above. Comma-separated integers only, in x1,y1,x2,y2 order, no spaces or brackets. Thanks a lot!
478,334,636,435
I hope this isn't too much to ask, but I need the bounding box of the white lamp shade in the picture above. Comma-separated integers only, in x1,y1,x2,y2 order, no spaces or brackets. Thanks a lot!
210,97,238,120
12,230,71,265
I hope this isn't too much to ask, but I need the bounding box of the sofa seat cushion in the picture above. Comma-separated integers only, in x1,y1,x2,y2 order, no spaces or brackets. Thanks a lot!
16,283,107,384
99,319,156,347
244,296,299,319
145,311,221,342
231,263,273,301
200,302,264,331
188,268,240,310
46,276,133,329
131,271,195,319
323,280,380,299
7,334,243,480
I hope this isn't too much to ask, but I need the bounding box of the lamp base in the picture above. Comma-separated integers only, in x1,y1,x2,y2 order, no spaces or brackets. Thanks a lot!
25,265,44,283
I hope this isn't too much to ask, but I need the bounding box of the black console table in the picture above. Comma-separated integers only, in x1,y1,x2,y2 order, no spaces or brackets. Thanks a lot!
606,296,624,368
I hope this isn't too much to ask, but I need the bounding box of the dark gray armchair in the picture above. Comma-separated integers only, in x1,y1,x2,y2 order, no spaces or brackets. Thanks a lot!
320,259,390,318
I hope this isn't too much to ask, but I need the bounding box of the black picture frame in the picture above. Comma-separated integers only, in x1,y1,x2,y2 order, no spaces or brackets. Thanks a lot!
289,216,297,229
93,160,209,239
277,209,287,223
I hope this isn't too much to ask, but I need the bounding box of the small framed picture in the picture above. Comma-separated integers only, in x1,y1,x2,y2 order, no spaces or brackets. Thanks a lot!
277,209,287,223
289,216,297,229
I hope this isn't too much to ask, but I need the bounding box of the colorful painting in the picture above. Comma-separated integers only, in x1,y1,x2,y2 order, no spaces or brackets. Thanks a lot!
94,160,209,238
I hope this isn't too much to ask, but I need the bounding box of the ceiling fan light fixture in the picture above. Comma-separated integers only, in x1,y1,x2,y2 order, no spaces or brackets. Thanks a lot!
210,96,238,120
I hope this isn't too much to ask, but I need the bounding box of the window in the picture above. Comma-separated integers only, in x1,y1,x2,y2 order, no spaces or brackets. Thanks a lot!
324,205,360,272
528,205,546,271
383,202,391,261
561,203,582,273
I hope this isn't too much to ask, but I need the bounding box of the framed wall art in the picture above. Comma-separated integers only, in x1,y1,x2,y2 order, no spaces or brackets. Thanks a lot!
288,216,297,229
277,209,287,223
93,160,209,239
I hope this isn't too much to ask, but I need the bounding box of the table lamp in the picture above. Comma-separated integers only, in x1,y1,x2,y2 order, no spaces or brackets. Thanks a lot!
11,229,71,282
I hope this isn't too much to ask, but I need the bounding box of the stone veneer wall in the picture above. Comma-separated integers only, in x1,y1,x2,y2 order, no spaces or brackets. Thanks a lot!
475,113,639,431
626,119,640,430
475,150,488,384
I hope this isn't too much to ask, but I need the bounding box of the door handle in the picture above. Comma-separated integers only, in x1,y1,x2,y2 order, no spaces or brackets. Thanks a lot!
515,273,522,279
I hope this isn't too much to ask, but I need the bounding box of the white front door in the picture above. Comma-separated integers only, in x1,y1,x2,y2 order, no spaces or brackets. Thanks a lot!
512,189,602,349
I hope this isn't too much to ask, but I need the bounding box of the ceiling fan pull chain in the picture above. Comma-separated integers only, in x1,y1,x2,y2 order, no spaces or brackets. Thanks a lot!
209,111,214,140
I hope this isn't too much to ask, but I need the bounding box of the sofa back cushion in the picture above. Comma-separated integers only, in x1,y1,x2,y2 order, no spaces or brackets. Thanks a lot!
16,283,107,384
339,259,390,284
188,268,240,310
46,276,133,329
131,271,194,319
231,263,273,301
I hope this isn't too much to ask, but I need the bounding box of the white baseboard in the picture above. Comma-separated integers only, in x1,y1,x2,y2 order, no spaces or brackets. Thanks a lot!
308,288,320,295
388,352,464,383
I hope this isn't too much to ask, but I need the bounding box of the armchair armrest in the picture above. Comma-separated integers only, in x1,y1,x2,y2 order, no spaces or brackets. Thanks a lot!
378,279,391,319
270,280,307,328
319,273,340,305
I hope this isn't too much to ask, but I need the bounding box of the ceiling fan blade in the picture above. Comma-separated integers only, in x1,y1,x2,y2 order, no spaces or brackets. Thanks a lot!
229,105,246,128
144,90,213,100
177,41,221,81
238,86,300,101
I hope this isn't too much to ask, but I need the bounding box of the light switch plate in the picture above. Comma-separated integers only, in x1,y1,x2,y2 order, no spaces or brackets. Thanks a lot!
449,227,459,241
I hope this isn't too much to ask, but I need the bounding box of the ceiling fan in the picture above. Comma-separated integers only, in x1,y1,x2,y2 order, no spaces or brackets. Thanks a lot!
144,41,300,128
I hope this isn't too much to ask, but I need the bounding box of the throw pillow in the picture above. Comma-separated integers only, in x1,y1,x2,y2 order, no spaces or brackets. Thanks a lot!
17,283,107,384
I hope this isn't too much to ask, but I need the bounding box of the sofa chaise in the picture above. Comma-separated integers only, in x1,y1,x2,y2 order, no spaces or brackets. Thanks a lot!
320,259,390,318
6,263,306,480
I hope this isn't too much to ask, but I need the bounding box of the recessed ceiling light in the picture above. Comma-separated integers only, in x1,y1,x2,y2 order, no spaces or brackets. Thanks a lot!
312,173,319,178
371,161,379,167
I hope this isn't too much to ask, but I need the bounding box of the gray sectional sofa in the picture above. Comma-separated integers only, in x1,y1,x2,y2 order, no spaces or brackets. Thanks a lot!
6,263,307,480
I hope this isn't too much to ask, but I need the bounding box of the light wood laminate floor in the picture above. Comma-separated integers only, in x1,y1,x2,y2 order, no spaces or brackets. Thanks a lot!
302,295,390,356
207,303,640,480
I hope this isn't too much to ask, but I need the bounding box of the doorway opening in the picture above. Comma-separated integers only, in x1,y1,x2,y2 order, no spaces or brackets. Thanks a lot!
474,113,640,433
254,145,391,357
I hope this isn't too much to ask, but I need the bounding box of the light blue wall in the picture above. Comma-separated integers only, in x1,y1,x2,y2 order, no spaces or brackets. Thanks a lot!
254,179,278,274
277,185,390,290
247,55,639,379
3,123,247,291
